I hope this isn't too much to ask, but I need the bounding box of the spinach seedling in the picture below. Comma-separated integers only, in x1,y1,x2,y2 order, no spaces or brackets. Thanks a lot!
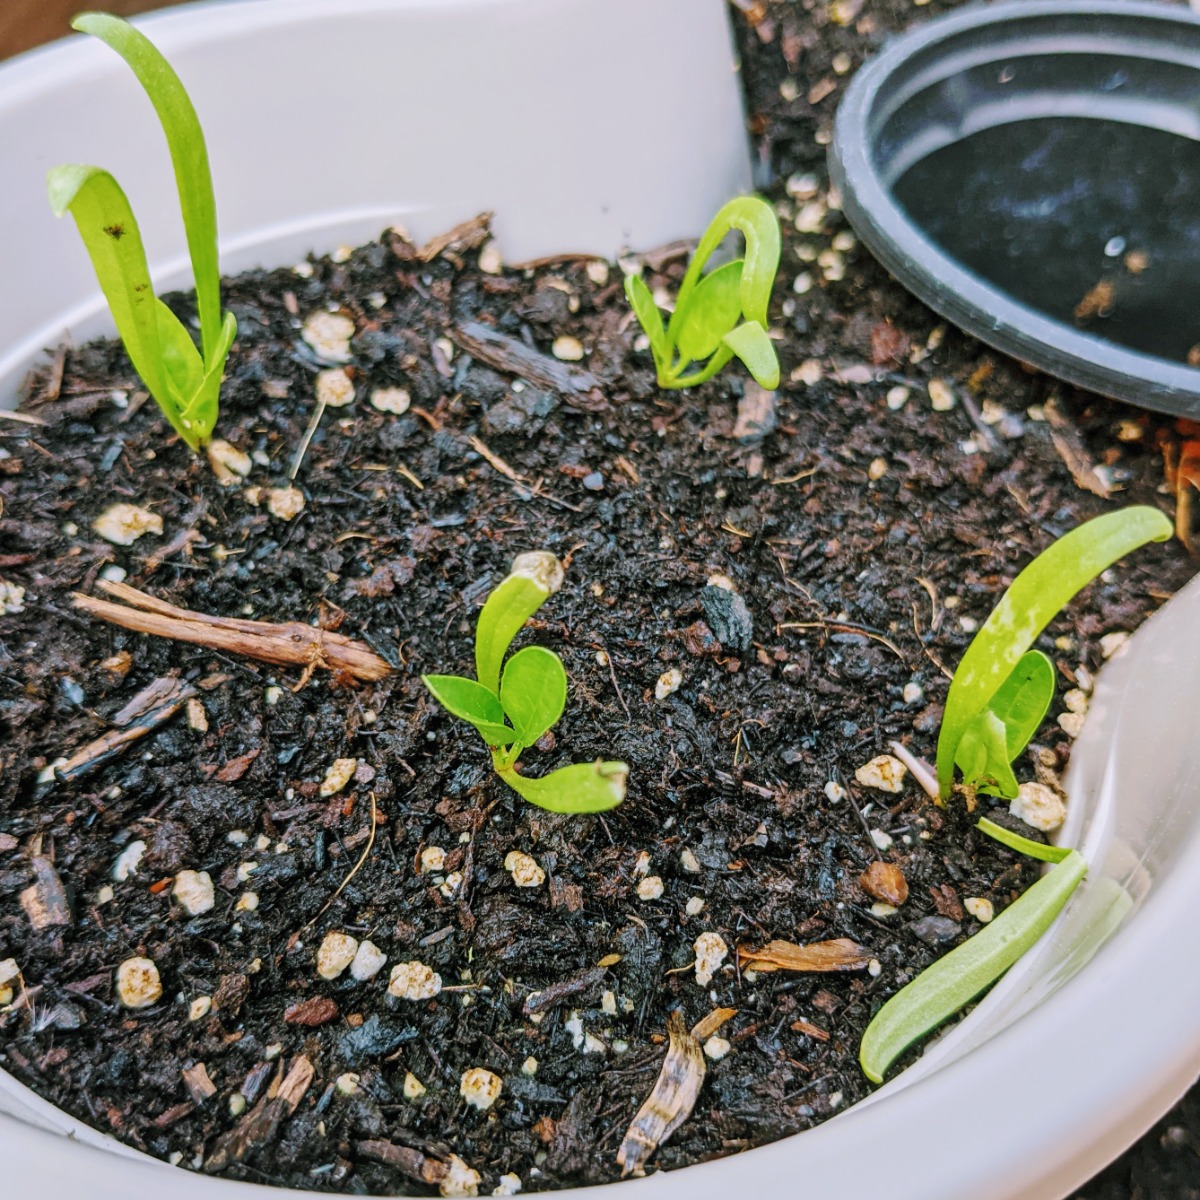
859,818,1087,1084
422,552,628,813
936,506,1172,802
47,13,237,452
625,196,781,391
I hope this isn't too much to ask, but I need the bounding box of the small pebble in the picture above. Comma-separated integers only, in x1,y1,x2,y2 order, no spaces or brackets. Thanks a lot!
870,902,898,918
791,359,823,385
694,931,728,986
855,755,907,793
403,1072,427,1099
655,668,683,700
792,272,813,295
388,961,442,1000
637,876,664,901
867,958,883,978
601,990,618,1016
206,439,252,485
266,487,306,520
870,828,894,852
964,897,995,923
302,311,355,362
824,780,846,803
867,457,888,481
1010,781,1066,832
586,260,610,286
685,896,705,916
319,758,358,797
316,932,359,981
186,697,208,733
860,860,908,906
442,1155,482,1198
420,846,446,873
228,1094,246,1117
928,378,957,411
116,956,162,1009
680,848,701,875
93,503,162,546
633,851,652,877
439,871,463,898
552,336,584,361
521,1056,539,1076
795,201,826,233
188,996,212,1021
504,850,545,889
492,1173,523,1196
236,892,259,912
902,681,924,704
460,1067,503,1111
886,385,911,410
1100,631,1129,659
1058,712,1086,739
478,241,503,275
703,1036,732,1061
96,885,114,905
112,839,147,882
350,940,387,981
336,1072,361,1096
371,386,411,415
316,367,355,408
172,870,215,917
236,861,258,883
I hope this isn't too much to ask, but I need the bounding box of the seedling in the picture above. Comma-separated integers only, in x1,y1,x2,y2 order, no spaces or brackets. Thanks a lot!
859,818,1088,1084
422,552,628,813
47,13,236,452
625,196,781,390
936,506,1172,802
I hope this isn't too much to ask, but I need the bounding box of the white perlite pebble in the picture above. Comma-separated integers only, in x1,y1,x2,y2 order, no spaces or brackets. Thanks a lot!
112,839,147,882
870,828,894,852
601,990,618,1016
964,897,994,923
388,961,442,1000
303,311,355,362
0,960,19,989
680,847,702,875
633,850,652,877
319,758,358,797
655,668,683,700
902,681,924,704
336,1073,361,1096
637,875,664,901
316,932,359,981
460,1067,503,1111
237,861,258,883
173,870,215,916
703,1036,732,1061
96,885,114,905
478,241,503,275
439,871,463,898
1058,711,1086,739
824,780,846,803
189,996,212,1021
685,896,705,916
867,958,883,978
206,439,253,485
1063,688,1089,714
886,385,911,410
1100,631,1129,659
350,940,387,981
586,259,610,286
504,851,545,889
420,846,446,873
928,378,957,411
492,1172,523,1196
403,1072,427,1099
317,367,356,408
552,335,584,361
855,755,907,793
1010,781,1066,832
522,1056,539,1075
441,1155,482,1198
0,580,25,615
694,931,728,986
93,503,162,546
266,487,306,520
186,698,208,732
236,892,259,912
370,386,411,415
870,902,898,918
116,957,162,1009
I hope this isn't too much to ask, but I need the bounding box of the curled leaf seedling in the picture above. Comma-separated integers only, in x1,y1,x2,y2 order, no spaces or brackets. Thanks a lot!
625,196,781,391
859,818,1087,1084
48,13,236,452
422,552,628,814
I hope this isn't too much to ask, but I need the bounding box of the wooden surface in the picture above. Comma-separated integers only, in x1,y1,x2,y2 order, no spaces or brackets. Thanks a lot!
0,0,176,60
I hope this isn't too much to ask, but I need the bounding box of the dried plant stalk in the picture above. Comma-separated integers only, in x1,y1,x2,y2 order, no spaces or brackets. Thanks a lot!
72,580,390,684
737,937,871,974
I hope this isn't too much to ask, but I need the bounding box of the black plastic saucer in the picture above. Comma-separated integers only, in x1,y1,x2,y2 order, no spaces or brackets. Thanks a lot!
829,0,1200,417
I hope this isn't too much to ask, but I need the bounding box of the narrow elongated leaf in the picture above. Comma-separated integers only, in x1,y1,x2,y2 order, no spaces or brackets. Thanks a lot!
674,260,744,363
46,165,167,403
936,507,1172,798
988,649,1056,760
976,817,1073,863
722,321,780,389
74,12,223,360
859,849,1088,1083
180,309,238,438
475,553,562,695
500,646,567,746
155,298,204,399
422,674,515,747
954,708,1019,798
624,272,667,359
497,760,628,813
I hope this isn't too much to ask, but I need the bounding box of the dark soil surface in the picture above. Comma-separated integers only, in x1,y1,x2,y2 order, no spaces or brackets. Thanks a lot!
0,1,1196,1196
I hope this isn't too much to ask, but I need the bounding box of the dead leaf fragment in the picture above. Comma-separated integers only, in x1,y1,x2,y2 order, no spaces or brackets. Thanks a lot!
737,937,871,974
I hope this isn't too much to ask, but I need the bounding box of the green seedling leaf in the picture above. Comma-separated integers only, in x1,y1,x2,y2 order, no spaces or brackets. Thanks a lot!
954,709,1018,797
624,272,667,359
936,507,1172,799
674,260,744,363
422,674,516,747
475,552,563,696
501,646,567,747
859,848,1088,1083
722,320,780,389
497,760,628,813
989,649,1056,760
155,298,204,399
976,816,1073,863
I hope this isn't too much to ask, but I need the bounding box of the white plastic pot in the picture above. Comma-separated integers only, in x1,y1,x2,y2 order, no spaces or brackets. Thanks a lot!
0,3,1197,1198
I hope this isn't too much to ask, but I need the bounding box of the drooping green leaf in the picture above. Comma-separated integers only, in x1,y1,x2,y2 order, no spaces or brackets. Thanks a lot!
500,646,567,747
936,507,1172,798
73,12,223,361
674,260,744,364
475,553,562,696
988,649,1056,761
976,816,1073,863
422,674,516,747
623,272,667,359
722,320,780,389
954,709,1019,798
497,760,628,813
859,848,1088,1083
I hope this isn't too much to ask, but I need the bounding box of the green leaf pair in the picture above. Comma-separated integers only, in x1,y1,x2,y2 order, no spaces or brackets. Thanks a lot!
422,552,627,814
625,196,782,391
938,506,1172,801
859,818,1088,1084
48,13,236,452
